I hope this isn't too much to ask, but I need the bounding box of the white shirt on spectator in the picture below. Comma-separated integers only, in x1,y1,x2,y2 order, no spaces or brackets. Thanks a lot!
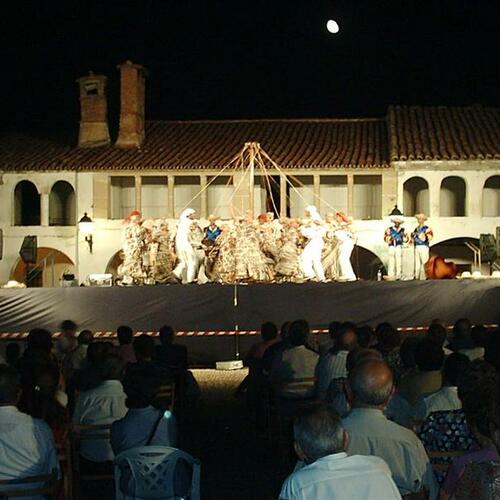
72,379,127,462
0,406,60,500
280,452,401,500
315,350,348,400
412,385,461,423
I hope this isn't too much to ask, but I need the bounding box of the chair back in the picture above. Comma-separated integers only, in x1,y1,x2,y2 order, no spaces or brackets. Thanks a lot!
426,449,466,472
114,446,200,500
455,460,500,500
0,468,58,498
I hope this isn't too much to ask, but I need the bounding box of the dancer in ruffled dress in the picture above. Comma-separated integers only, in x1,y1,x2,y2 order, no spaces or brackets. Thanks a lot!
275,218,303,282
208,224,237,283
149,219,176,283
322,213,340,281
118,210,149,284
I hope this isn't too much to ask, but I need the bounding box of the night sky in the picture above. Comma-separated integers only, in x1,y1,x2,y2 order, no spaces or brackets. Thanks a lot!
3,0,499,133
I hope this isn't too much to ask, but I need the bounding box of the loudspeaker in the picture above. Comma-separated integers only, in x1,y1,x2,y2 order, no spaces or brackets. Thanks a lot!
19,236,37,264
0,229,2,260
480,233,497,263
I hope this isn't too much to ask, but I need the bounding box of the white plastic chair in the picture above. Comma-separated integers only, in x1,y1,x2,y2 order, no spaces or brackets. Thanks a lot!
114,446,201,500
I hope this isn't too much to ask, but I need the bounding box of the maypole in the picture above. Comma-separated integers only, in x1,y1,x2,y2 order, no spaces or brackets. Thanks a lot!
246,141,257,217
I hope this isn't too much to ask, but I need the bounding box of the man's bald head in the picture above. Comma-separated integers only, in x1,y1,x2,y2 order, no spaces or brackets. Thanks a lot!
348,359,394,408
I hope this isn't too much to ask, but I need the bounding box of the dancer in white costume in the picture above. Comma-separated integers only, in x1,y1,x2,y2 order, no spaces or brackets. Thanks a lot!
334,212,357,281
300,205,326,281
384,216,408,279
173,208,200,283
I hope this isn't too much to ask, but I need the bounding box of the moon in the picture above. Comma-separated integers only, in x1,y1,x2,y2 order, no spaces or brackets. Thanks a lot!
326,19,340,34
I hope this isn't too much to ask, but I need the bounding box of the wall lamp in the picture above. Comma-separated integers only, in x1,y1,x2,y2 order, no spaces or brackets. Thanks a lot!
78,212,94,253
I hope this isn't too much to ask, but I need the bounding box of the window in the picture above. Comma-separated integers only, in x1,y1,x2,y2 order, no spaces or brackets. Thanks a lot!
174,177,201,217
14,180,41,226
353,175,382,220
288,175,314,218
403,177,429,216
141,177,168,218
440,176,466,216
482,175,500,217
49,181,75,226
320,176,348,215
208,176,233,219
110,176,135,220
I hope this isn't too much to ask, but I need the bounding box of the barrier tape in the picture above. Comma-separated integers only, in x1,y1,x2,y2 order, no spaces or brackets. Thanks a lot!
0,324,498,340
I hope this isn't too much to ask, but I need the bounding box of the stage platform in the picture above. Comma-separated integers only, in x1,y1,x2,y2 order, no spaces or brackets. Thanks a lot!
0,280,499,364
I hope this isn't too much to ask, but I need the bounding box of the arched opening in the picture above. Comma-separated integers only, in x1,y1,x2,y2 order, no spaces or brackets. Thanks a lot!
106,250,124,278
14,180,41,226
403,177,429,215
351,245,385,280
440,176,466,216
49,181,76,226
10,247,74,287
431,237,479,274
482,175,500,217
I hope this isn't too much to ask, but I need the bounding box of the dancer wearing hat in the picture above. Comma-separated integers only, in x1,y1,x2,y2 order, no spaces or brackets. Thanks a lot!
411,214,433,280
384,216,409,280
300,206,326,282
334,211,357,281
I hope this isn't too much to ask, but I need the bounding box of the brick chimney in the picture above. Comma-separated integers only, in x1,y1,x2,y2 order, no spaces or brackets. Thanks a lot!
76,72,111,147
115,60,146,148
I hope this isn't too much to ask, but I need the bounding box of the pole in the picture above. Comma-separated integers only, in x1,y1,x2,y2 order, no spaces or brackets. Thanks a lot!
233,283,240,359
248,142,256,216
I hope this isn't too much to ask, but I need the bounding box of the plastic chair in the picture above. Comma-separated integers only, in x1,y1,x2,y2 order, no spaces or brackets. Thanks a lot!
114,446,201,500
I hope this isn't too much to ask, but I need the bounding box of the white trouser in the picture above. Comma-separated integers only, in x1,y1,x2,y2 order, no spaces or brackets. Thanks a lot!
388,245,402,279
338,240,356,281
301,241,326,281
414,245,429,280
174,249,200,283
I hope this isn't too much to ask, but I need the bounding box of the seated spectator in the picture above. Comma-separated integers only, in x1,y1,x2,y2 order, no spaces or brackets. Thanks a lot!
63,329,93,383
279,404,400,500
270,320,319,399
116,325,136,364
375,322,402,375
485,331,500,374
318,321,341,355
71,341,113,393
5,342,21,369
72,354,127,471
427,323,452,355
471,324,490,350
262,321,291,375
315,323,357,400
442,361,499,497
355,325,377,349
155,325,188,373
399,337,444,405
111,366,177,455
412,352,470,424
0,365,60,493
129,334,171,380
397,336,420,381
54,319,78,362
342,359,438,498
449,318,484,361
18,363,69,446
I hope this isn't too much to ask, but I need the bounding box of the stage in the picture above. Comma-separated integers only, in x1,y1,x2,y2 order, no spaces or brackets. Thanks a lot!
0,280,499,364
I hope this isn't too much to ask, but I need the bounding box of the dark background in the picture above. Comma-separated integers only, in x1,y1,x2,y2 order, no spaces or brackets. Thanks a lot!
3,0,499,133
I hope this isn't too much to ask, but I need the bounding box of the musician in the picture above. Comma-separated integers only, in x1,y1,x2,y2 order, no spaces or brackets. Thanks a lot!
203,214,222,247
411,214,433,280
384,216,409,280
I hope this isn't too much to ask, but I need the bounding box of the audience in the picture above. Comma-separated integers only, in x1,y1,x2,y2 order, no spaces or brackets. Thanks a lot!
375,322,402,375
484,331,500,374
355,324,377,349
412,352,470,424
0,365,60,493
342,359,438,498
116,325,136,364
427,323,452,355
54,319,78,362
399,337,444,405
280,404,401,499
449,318,485,361
262,321,291,374
318,320,341,354
5,342,21,368
270,320,319,400
72,354,127,471
315,322,357,400
155,325,188,373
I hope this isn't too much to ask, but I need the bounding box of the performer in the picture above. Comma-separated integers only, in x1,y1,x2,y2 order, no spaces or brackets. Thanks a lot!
322,213,339,281
149,219,176,283
334,211,357,281
258,213,279,269
411,213,433,280
208,224,237,283
189,220,208,284
275,218,303,282
300,206,326,282
203,214,222,247
118,210,148,285
173,208,200,284
384,216,409,280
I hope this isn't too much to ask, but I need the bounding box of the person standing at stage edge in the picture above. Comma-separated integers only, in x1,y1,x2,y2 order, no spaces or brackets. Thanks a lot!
411,214,433,280
384,216,408,280
173,208,200,284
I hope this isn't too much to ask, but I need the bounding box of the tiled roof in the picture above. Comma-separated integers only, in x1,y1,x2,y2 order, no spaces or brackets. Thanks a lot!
0,118,389,171
388,105,500,161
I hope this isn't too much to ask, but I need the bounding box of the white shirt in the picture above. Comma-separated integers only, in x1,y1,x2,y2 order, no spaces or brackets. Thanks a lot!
0,406,60,500
412,386,461,423
280,452,401,500
315,350,348,400
72,380,127,462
